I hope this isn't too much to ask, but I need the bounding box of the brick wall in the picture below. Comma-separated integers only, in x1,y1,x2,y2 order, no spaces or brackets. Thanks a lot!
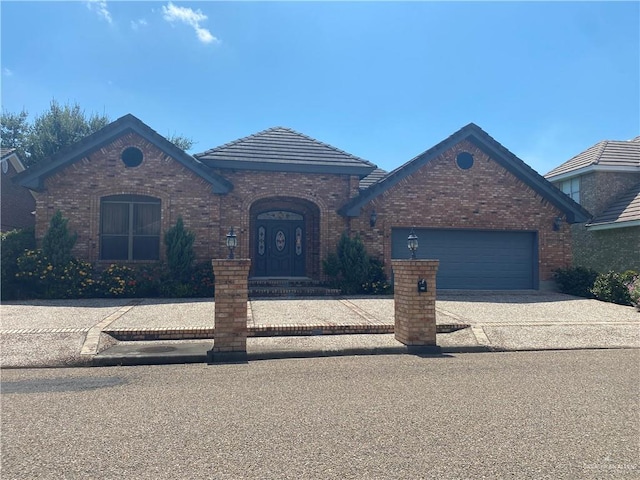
554,171,640,273
213,169,352,278
349,140,572,283
35,133,221,264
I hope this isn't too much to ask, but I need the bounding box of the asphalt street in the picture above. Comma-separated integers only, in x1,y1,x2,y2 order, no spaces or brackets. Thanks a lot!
2,350,639,479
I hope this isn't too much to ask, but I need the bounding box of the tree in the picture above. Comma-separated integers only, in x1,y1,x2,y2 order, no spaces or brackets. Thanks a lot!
0,109,30,160
164,216,195,282
41,210,77,267
26,100,110,167
166,132,195,151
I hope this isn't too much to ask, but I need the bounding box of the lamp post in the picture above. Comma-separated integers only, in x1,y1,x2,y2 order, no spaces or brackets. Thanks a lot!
226,227,237,259
407,227,418,259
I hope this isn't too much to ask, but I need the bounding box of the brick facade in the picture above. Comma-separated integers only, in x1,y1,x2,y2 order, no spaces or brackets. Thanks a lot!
34,133,222,264
27,120,581,290
350,140,571,284
555,171,640,273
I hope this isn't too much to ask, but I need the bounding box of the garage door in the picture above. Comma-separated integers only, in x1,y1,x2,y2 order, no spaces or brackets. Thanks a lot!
391,228,537,290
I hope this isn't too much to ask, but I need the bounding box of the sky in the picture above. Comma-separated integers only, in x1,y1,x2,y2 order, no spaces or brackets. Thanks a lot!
1,1,639,176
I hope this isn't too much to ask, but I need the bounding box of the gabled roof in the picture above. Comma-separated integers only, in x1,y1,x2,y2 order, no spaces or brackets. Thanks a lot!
195,127,377,177
1,147,16,159
14,114,232,194
586,182,640,230
545,136,640,180
339,123,592,223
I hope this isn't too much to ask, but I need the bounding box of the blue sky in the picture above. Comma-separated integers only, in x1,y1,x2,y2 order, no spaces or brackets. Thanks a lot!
1,1,638,175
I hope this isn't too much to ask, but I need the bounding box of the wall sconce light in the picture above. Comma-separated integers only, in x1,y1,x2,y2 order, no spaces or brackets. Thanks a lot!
407,227,418,259
370,210,377,228
226,227,237,259
553,216,563,232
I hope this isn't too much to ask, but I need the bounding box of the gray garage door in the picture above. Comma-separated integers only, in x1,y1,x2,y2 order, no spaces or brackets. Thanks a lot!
391,228,537,290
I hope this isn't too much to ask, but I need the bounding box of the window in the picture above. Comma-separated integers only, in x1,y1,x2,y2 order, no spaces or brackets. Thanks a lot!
560,178,580,203
100,195,160,260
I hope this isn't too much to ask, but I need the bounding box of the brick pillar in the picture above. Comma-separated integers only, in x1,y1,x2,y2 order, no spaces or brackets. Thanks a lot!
207,259,251,363
391,260,441,354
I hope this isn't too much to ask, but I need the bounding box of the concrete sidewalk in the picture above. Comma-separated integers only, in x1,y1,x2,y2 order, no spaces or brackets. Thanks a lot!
1,292,638,367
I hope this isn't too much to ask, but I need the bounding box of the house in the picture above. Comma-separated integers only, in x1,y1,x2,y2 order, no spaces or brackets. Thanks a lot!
15,114,589,290
545,136,640,272
1,148,35,232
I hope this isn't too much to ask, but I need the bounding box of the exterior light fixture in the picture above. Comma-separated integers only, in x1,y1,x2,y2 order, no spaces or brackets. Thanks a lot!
226,227,237,259
407,227,418,259
370,210,378,228
553,216,563,232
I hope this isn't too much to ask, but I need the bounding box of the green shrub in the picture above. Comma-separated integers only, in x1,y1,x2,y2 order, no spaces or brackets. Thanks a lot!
98,264,138,297
1,228,36,300
323,233,390,295
41,210,77,267
553,266,598,298
628,277,640,309
164,216,195,283
188,261,215,298
591,271,632,306
15,250,95,299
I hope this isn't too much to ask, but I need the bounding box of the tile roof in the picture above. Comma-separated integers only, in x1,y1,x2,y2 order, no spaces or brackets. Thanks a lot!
545,136,640,178
587,182,640,228
196,127,376,176
359,168,388,190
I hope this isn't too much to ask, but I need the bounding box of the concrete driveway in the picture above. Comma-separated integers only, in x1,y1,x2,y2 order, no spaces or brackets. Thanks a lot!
1,292,638,367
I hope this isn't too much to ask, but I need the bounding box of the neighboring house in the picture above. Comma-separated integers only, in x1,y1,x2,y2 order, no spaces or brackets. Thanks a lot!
15,114,588,290
1,148,35,232
545,136,640,272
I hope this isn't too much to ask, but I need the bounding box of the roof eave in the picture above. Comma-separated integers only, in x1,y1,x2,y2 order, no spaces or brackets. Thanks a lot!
545,165,640,182
586,219,640,231
202,159,375,177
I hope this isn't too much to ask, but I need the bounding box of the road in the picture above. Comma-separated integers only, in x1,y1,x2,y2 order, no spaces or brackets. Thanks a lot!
2,350,639,479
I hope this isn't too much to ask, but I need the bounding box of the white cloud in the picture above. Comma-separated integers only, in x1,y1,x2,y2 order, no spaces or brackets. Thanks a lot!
161,2,218,44
86,0,112,24
2,67,14,77
131,18,148,31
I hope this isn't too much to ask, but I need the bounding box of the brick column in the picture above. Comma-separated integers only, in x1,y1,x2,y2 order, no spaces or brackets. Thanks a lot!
207,259,251,363
391,260,441,354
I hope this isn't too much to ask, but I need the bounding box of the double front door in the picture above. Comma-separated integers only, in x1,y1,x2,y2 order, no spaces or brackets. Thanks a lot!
254,211,305,277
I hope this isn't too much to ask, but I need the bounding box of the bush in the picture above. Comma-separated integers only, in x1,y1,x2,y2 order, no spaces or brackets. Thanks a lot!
553,266,598,298
164,216,195,283
98,264,138,298
1,228,36,300
41,210,77,267
15,250,95,299
323,233,391,295
628,277,640,309
591,271,633,306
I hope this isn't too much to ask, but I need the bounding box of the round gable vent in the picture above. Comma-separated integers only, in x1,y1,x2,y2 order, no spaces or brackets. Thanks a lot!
456,152,474,170
121,147,143,168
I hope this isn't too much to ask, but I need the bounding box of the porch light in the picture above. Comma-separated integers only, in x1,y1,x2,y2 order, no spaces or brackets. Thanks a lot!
407,228,418,259
553,216,563,232
226,227,237,259
370,210,377,228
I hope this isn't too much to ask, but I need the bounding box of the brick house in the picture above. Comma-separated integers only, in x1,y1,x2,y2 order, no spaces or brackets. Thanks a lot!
1,148,35,232
545,136,640,272
15,114,588,290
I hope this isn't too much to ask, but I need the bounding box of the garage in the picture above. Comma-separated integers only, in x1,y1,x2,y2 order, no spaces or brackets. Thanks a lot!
391,228,538,290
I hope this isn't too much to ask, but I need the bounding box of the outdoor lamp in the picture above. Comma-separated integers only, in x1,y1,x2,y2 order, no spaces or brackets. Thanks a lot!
407,228,418,259
370,210,378,228
553,216,563,232
226,227,237,259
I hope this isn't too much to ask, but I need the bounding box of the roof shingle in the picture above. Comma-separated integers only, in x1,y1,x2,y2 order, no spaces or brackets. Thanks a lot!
196,127,376,176
545,137,640,178
587,182,640,228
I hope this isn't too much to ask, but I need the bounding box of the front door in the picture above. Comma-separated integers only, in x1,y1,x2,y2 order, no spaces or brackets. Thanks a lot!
254,211,305,277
